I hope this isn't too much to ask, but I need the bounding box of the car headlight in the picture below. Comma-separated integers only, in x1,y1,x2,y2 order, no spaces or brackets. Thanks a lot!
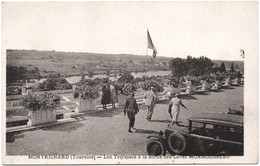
159,130,164,136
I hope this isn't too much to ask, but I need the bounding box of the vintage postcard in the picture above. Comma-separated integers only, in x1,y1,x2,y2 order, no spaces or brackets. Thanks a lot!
2,1,258,164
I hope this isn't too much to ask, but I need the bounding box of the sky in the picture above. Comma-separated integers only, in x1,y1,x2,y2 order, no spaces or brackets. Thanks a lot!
2,1,258,60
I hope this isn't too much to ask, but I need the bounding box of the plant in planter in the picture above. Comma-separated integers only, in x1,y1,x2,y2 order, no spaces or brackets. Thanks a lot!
170,77,179,88
117,72,134,83
74,80,100,112
117,83,136,106
114,82,124,94
38,78,72,91
114,72,136,106
122,83,135,95
21,93,60,126
141,80,164,92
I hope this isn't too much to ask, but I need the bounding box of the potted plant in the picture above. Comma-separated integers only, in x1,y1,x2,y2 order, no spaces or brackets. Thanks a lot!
74,80,100,112
117,83,135,106
117,72,134,83
141,80,164,93
21,92,60,126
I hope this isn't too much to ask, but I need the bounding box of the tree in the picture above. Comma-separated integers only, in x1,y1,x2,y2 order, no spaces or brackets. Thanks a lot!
118,69,123,76
106,70,111,76
236,71,243,78
169,58,188,78
188,69,200,76
34,67,39,72
128,59,133,64
38,78,72,91
134,69,139,74
47,73,61,78
88,71,94,78
112,70,118,77
212,67,221,73
81,73,85,80
231,63,234,72
7,65,42,83
149,58,156,64
7,65,27,82
169,56,214,77
204,67,213,75
220,62,226,72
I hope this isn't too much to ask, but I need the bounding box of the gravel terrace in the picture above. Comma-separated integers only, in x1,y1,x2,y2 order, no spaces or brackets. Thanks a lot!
6,86,243,155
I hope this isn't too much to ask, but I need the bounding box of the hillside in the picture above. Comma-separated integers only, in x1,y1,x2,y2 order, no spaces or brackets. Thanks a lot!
6,49,244,78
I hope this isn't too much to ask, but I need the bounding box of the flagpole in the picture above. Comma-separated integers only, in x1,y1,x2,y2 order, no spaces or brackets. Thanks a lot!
145,29,148,79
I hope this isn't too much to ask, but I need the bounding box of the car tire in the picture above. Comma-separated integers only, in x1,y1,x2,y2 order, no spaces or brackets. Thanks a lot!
147,140,166,156
167,132,187,154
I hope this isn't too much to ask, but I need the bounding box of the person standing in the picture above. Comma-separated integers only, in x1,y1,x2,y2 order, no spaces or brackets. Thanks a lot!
144,87,157,121
101,83,110,109
110,83,118,109
168,93,187,125
124,93,139,133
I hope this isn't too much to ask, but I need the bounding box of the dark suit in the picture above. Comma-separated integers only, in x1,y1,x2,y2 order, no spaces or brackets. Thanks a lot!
124,97,139,130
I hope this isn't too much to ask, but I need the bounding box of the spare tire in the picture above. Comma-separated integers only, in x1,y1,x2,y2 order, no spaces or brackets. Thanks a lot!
167,132,187,154
147,140,166,156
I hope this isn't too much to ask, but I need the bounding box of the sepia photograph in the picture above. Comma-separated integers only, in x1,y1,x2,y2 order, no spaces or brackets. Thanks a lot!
2,1,258,164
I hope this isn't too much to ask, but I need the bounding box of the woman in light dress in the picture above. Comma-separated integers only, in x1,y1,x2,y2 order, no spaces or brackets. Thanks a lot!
168,93,187,125
110,83,118,109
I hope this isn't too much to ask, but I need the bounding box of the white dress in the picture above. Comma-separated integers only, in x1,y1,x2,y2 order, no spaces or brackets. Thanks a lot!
169,97,181,122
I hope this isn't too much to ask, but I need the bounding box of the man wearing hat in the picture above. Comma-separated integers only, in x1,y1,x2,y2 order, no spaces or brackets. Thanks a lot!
168,93,187,125
124,92,139,133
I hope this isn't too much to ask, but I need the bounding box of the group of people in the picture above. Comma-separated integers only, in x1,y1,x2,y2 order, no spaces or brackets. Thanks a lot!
123,86,187,133
101,82,118,109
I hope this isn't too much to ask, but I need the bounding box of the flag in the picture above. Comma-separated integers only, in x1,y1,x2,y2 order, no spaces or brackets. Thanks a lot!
240,49,245,58
147,30,157,59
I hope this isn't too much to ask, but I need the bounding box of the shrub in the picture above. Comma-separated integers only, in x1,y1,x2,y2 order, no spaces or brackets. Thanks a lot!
106,70,111,76
170,77,179,88
88,71,94,78
141,80,164,92
122,83,135,96
21,93,60,112
74,79,100,100
7,65,41,83
38,78,72,91
117,72,134,83
170,56,214,77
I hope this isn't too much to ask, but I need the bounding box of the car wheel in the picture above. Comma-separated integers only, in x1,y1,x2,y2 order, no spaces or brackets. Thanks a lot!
147,140,166,156
167,132,187,154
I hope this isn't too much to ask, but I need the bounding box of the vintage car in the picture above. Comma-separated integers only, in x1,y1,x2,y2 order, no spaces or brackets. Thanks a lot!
147,113,243,156
228,106,244,116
